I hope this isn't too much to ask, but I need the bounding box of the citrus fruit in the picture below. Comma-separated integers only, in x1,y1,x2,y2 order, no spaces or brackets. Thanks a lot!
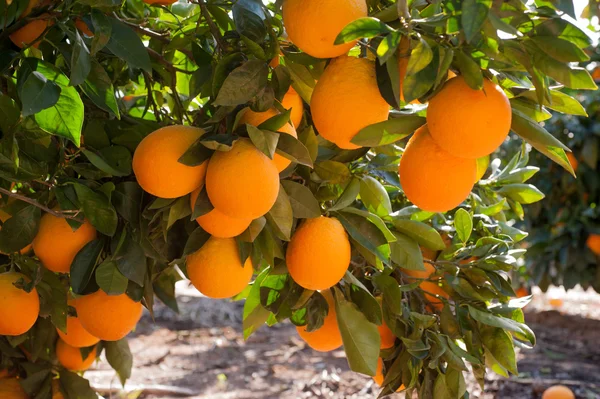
75,19,93,37
32,214,97,274
0,378,28,399
56,339,96,372
133,125,207,199
281,86,304,128
286,216,351,290
516,287,529,298
375,298,395,350
269,55,280,68
51,380,65,399
187,236,254,299
399,125,477,212
542,385,575,399
0,272,39,336
238,107,298,172
10,15,53,48
56,300,100,348
205,138,280,219
404,263,447,310
311,56,390,149
190,188,251,238
75,291,143,341
567,152,578,172
0,209,32,254
427,76,512,159
373,358,405,390
296,291,343,352
282,0,368,59
587,234,600,255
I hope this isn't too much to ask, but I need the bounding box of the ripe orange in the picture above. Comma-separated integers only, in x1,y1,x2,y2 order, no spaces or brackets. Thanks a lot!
205,139,280,219
10,15,53,48
592,67,600,81
56,300,100,348
33,214,97,274
281,86,304,128
187,236,254,298
542,385,575,399
143,0,177,5
373,358,405,390
75,19,93,37
56,339,96,372
296,291,343,352
516,287,529,298
421,247,438,261
548,297,564,308
375,298,395,350
397,36,412,103
269,55,280,68
399,125,477,212
587,234,600,255
238,107,298,172
0,209,32,254
566,152,578,172
19,0,50,18
75,291,143,341
282,0,368,59
311,56,389,149
0,378,28,399
0,272,39,336
133,125,207,199
190,188,251,238
403,263,447,310
286,216,351,290
427,76,511,159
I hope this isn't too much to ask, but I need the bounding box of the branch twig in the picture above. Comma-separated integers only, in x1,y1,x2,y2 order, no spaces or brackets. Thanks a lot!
198,0,228,51
0,188,83,221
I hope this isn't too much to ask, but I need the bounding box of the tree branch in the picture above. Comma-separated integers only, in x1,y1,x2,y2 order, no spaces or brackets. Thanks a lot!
198,0,228,51
0,188,83,221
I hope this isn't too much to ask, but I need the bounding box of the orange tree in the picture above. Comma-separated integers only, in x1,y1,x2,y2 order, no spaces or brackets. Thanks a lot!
0,0,596,398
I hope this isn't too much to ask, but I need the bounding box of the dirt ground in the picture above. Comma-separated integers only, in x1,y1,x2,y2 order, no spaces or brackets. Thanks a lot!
86,285,600,399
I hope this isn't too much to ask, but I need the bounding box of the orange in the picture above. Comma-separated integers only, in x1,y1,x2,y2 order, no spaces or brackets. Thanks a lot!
51,380,65,399
0,369,10,379
427,76,511,159
587,234,600,255
0,272,39,336
10,15,53,48
286,216,351,290
133,125,207,199
399,125,477,212
33,214,97,274
269,55,280,68
282,0,367,59
375,298,395,350
296,290,343,352
542,385,575,399
404,263,447,310
206,138,280,219
187,236,254,298
566,152,578,172
592,67,600,81
143,0,177,4
281,86,304,128
75,291,143,341
0,209,32,254
373,358,405,390
0,378,28,399
421,247,438,261
75,19,93,37
548,297,564,308
516,287,529,298
311,56,389,149
190,188,251,238
56,339,96,372
397,36,414,104
239,107,298,172
56,299,100,348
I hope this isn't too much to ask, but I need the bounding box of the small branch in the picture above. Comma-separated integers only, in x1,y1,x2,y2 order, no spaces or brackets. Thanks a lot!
398,0,410,21
0,188,83,221
198,0,228,51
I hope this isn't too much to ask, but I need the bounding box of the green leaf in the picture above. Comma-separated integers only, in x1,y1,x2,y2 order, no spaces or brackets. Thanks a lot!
276,134,313,167
334,211,389,263
455,50,483,89
481,326,518,376
392,219,446,250
112,182,143,225
74,183,118,236
0,205,40,254
454,209,473,243
281,181,321,219
535,18,591,48
82,146,132,177
335,17,393,45
340,208,396,242
0,95,20,133
70,30,92,86
178,139,213,167
105,339,133,386
214,60,269,106
334,287,380,376
530,37,589,63
232,0,266,43
59,371,97,399
243,268,271,339
390,232,425,271
91,10,112,55
461,0,491,43
351,115,425,147
114,234,146,286
468,305,535,345
535,0,576,18
359,176,392,217
81,59,120,118
106,18,152,73
95,261,128,295
19,71,61,117
520,90,587,116
329,178,361,212
70,239,103,294
265,185,293,241
315,161,351,184
406,38,433,75
247,125,279,159
497,184,545,204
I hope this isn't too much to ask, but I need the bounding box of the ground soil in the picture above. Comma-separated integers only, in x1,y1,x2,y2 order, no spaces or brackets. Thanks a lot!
86,285,600,399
